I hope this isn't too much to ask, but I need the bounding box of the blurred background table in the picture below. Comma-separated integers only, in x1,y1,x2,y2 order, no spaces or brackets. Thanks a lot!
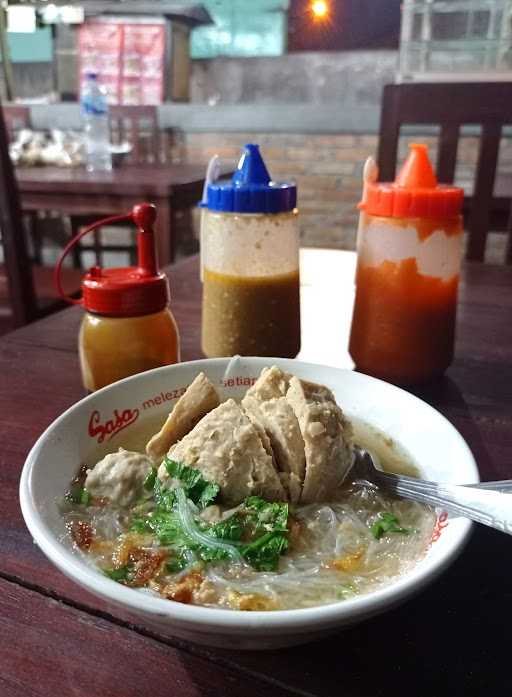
16,163,220,266
1,248,511,697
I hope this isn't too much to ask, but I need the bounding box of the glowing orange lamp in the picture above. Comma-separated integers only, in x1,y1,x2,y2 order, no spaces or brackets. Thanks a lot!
311,0,329,19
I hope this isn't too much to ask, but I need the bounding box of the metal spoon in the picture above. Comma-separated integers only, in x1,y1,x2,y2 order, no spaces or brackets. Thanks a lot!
352,446,512,535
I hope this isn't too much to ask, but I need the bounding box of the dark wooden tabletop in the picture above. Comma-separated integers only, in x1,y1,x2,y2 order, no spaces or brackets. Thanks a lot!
1,249,511,697
16,163,216,198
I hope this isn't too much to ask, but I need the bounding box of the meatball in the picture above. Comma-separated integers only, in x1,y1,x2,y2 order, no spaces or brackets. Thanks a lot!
85,448,153,506
158,399,286,506
146,372,220,460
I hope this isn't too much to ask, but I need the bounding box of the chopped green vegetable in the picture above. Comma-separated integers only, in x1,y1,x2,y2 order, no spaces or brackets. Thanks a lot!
193,543,235,563
66,485,91,506
131,498,239,564
130,517,152,534
143,467,157,492
195,497,289,569
207,515,244,543
240,531,288,572
242,496,288,534
174,487,244,563
153,478,176,512
166,552,192,573
163,457,220,508
104,566,130,582
132,509,183,545
370,512,413,540
130,461,289,573
80,488,91,506
232,497,289,570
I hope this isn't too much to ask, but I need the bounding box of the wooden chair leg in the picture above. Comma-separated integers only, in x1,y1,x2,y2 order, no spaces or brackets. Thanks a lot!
466,123,501,262
376,85,401,181
505,205,512,265
70,220,84,270
154,200,173,266
176,208,197,256
93,230,102,266
26,213,43,265
0,99,38,326
69,216,86,269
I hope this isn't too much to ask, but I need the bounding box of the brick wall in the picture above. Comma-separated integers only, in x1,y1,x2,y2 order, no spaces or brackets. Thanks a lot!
171,130,512,257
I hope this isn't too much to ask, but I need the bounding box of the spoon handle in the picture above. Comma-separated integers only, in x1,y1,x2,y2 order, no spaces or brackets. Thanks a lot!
470,480,512,493
374,470,512,535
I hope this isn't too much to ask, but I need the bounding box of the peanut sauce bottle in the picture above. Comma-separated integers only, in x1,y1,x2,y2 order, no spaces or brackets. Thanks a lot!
349,144,464,385
201,144,300,358
55,203,180,391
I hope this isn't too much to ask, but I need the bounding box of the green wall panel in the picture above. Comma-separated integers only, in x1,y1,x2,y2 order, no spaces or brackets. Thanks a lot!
191,0,288,57
3,27,53,63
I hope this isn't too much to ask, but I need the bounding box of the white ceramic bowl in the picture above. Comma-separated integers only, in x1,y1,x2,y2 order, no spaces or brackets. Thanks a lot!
20,357,478,649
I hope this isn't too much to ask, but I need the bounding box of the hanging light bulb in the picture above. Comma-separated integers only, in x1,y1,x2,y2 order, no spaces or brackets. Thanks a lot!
311,0,329,19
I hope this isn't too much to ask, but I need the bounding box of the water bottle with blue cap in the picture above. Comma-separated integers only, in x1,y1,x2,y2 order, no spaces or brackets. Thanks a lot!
81,71,112,173
201,144,300,358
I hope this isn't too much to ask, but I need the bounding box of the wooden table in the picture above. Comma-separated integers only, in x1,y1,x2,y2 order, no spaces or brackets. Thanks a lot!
1,249,512,697
16,164,222,266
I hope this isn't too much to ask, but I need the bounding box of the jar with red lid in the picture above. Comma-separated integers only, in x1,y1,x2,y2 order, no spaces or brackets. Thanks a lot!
55,203,180,391
349,144,464,385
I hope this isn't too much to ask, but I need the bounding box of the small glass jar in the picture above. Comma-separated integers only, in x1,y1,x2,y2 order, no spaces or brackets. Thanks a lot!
80,308,179,392
349,144,464,385
55,203,180,392
201,144,300,358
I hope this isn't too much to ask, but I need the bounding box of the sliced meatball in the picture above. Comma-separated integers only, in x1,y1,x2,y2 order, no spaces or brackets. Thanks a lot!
146,372,220,460
242,399,274,459
286,377,353,503
243,395,305,504
158,399,286,506
245,365,291,401
85,448,153,506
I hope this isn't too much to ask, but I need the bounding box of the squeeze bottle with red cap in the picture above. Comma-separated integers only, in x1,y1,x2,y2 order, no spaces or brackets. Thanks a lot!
349,144,464,385
55,203,180,391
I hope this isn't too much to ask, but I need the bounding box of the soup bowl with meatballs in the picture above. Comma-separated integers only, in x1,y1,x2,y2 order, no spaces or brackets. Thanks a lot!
20,357,477,649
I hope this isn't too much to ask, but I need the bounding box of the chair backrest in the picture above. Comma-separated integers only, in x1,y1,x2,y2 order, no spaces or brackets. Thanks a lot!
377,82,512,262
1,104,31,143
109,105,169,164
0,100,37,327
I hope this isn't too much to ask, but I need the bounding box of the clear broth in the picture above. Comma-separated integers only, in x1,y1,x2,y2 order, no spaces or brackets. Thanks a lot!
65,418,435,611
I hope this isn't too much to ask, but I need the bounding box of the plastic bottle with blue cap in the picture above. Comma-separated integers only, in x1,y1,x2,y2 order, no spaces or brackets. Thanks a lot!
81,71,112,173
201,144,301,358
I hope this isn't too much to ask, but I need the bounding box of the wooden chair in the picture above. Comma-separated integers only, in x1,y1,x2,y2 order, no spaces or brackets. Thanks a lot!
1,104,72,266
109,105,170,165
1,104,44,263
377,82,512,263
0,99,82,332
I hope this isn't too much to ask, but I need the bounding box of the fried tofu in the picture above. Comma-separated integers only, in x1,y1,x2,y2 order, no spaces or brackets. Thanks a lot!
146,372,220,460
